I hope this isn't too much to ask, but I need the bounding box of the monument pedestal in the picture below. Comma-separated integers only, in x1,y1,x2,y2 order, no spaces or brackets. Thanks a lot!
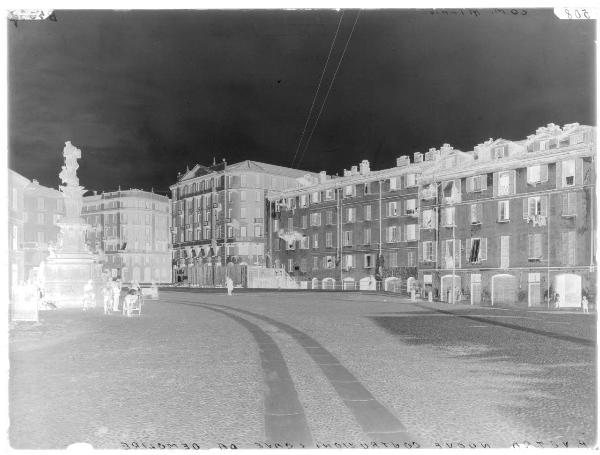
43,253,102,309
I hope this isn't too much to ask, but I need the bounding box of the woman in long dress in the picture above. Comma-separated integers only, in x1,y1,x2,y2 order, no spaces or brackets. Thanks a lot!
226,277,234,296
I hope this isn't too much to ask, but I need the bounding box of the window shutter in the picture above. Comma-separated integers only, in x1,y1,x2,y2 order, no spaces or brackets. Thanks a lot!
556,161,562,189
492,172,499,197
575,158,583,185
432,241,437,262
523,198,529,219
416,225,420,240
466,238,472,261
418,243,423,262
540,164,548,182
569,192,577,215
528,234,534,258
399,200,403,215
457,240,462,268
541,195,548,217
480,238,487,261
466,177,473,192
510,170,516,195
480,174,488,192
569,231,576,266
561,193,568,215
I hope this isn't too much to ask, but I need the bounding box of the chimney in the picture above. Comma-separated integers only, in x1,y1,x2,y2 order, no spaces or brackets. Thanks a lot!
93,190,97,196
396,156,409,167
319,171,327,183
343,169,351,177
413,152,423,163
351,165,358,175
359,160,370,175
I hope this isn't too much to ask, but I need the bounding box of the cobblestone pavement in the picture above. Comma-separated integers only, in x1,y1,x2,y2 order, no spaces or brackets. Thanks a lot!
9,291,596,449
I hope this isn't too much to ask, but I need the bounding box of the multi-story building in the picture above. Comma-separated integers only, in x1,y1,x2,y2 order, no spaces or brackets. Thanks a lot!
418,122,596,308
82,189,171,284
8,169,30,296
268,158,427,290
169,160,315,284
22,179,65,278
269,122,596,308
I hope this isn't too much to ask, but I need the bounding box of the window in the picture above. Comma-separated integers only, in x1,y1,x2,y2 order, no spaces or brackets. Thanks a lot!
287,217,293,231
364,254,374,269
347,207,356,223
302,215,308,229
527,233,544,260
256,190,262,202
561,231,577,266
364,228,371,245
387,202,398,217
387,226,400,243
254,225,263,237
500,236,510,269
443,239,456,268
422,241,436,262
405,173,416,188
571,133,584,145
240,174,247,187
37,231,45,243
273,220,280,232
524,196,547,218
344,185,355,198
442,207,455,226
407,251,416,267
562,192,577,217
288,259,294,272
498,200,510,222
12,188,17,210
494,145,507,159
326,232,333,248
388,251,398,267
389,177,398,191
364,205,372,221
240,226,247,238
363,183,371,195
300,236,309,249
311,233,319,249
405,199,416,215
470,204,481,224
324,256,334,268
310,213,321,226
467,238,487,263
240,207,247,219
311,191,321,204
562,159,576,186
527,164,548,184
37,198,45,210
343,231,353,246
497,171,512,196
466,175,487,192
313,256,319,270
421,209,434,229
325,189,335,201
326,211,334,225
343,254,354,269
300,194,308,208
405,224,417,241
240,191,247,202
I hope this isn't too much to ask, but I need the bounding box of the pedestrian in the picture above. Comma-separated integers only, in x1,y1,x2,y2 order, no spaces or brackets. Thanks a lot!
582,295,589,314
102,283,112,315
226,276,234,296
554,293,561,309
112,280,121,312
82,280,94,311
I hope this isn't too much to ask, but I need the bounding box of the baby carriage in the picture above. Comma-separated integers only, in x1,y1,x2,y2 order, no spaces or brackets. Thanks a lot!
123,288,143,317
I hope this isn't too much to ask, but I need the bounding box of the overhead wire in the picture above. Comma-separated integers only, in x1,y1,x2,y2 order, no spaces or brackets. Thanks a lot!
296,10,361,168
290,11,345,168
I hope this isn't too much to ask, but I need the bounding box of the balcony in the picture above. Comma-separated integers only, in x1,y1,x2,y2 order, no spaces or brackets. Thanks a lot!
254,218,264,223
527,215,547,227
496,217,510,224
405,209,418,218
420,186,437,201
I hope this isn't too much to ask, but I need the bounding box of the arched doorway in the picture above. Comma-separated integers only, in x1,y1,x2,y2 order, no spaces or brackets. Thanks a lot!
322,277,335,290
359,276,376,290
342,277,355,290
311,277,319,290
441,275,461,303
492,274,517,306
384,277,401,292
553,274,582,308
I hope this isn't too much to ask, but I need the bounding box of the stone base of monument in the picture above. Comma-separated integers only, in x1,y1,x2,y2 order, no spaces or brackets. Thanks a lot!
43,254,103,309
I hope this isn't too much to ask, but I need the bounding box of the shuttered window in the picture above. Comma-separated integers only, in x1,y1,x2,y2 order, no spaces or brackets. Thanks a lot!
562,192,577,216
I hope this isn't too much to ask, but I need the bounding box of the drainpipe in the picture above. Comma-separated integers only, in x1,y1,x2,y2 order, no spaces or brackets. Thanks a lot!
379,180,383,291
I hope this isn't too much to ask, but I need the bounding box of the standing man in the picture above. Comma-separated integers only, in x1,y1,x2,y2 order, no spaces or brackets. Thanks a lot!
226,276,234,296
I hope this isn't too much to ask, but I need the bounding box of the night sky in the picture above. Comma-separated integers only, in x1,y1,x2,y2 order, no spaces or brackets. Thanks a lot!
8,9,596,195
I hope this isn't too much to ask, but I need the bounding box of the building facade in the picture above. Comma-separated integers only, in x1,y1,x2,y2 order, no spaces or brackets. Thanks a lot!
269,122,596,308
169,160,316,284
8,169,30,296
83,189,171,284
22,179,65,279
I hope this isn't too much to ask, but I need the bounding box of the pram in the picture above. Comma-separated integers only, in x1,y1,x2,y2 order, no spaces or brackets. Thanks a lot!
123,288,143,317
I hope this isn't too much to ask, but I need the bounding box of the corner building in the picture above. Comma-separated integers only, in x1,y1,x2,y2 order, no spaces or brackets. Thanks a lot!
169,160,315,285
83,189,171,284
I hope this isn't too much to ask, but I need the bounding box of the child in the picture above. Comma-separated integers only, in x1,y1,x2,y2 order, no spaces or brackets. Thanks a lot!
582,296,589,314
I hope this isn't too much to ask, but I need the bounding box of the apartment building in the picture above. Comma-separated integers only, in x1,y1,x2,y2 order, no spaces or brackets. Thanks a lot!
22,179,65,278
268,122,596,308
83,189,171,284
8,169,30,296
268,158,427,291
169,160,315,284
418,122,596,308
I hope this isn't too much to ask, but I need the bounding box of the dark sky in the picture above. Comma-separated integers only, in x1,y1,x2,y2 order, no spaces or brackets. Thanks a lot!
8,9,596,195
